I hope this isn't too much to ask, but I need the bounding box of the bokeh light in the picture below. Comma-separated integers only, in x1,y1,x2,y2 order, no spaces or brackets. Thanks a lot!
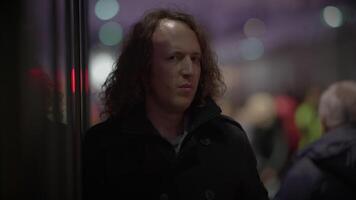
95,0,120,21
99,21,123,46
243,18,266,38
239,37,264,61
322,6,343,28
89,51,115,89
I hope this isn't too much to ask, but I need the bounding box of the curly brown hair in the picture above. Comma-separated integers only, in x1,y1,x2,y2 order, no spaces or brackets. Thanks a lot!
101,9,225,118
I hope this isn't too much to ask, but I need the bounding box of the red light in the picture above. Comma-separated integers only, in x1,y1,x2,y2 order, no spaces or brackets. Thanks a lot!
71,67,75,93
29,68,43,78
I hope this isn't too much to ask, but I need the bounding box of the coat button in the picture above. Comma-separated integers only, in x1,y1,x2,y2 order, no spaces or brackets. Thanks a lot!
200,138,211,146
160,193,169,200
204,189,215,200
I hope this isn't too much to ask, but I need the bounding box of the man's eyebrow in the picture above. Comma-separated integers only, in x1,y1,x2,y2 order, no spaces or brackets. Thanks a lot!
169,50,201,55
191,52,201,56
165,47,202,57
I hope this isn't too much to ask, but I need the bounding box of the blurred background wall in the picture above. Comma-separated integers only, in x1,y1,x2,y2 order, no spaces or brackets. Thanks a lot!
86,2,356,196
88,0,356,195
87,0,356,125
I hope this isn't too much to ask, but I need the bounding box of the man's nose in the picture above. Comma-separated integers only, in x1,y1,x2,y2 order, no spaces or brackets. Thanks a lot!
181,56,193,75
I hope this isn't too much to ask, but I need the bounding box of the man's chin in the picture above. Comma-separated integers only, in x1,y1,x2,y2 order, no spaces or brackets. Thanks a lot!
170,98,193,113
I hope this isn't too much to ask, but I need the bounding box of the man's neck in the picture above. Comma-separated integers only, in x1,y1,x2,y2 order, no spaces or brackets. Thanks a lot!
146,102,185,143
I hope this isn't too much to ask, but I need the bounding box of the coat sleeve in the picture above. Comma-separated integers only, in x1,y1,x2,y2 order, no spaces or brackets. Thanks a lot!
218,116,269,200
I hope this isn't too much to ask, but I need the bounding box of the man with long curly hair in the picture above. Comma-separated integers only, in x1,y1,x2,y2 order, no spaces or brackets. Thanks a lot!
82,9,268,200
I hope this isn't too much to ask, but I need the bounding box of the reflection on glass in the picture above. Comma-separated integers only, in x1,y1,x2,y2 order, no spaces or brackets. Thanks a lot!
243,18,266,38
99,21,123,46
21,67,69,199
238,37,264,61
95,0,120,20
322,6,343,28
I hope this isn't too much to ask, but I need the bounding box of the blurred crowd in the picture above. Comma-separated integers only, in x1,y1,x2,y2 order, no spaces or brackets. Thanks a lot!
219,86,324,198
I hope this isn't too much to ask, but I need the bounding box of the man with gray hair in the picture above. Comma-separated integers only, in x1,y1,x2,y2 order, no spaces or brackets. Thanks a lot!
275,80,356,200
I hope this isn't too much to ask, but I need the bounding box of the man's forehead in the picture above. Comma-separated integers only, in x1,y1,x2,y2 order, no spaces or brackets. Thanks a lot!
153,19,189,42
152,19,201,53
159,19,177,29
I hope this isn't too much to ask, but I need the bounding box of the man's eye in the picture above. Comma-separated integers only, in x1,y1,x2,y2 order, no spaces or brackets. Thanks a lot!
168,55,177,60
191,56,201,63
168,54,182,61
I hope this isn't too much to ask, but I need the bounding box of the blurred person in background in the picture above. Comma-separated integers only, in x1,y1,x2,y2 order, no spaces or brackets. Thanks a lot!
275,94,301,180
236,92,289,198
82,9,268,200
275,80,356,200
295,86,322,149
275,94,300,159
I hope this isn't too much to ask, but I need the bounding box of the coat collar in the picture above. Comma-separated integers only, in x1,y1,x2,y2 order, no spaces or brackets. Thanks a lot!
298,123,356,160
296,123,356,186
113,98,222,135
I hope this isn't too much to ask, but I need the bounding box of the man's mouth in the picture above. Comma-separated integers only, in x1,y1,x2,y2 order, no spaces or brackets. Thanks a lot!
179,83,193,89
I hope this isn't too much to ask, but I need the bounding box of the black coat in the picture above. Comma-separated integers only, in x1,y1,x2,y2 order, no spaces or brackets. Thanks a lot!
82,100,268,200
275,124,356,200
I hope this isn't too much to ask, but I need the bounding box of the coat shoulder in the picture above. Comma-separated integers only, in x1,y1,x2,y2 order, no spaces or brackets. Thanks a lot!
85,119,111,136
212,115,246,137
206,114,250,146
218,115,244,131
83,118,119,145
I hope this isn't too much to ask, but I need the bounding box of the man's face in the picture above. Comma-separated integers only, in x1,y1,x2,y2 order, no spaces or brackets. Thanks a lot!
147,19,201,113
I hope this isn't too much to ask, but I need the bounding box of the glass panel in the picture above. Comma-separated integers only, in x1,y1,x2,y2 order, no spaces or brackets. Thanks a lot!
1,0,87,199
